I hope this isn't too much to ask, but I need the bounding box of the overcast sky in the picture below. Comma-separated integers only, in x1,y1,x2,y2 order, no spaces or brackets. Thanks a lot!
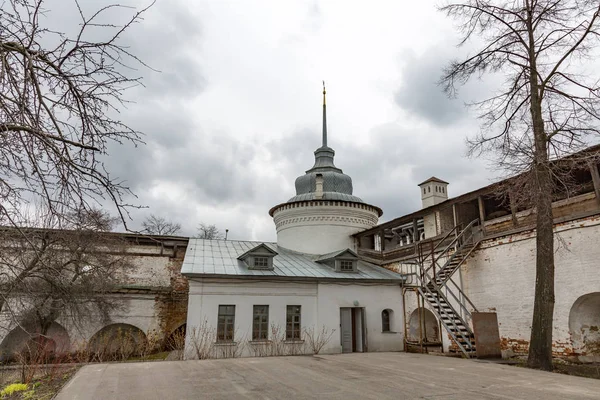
53,0,502,240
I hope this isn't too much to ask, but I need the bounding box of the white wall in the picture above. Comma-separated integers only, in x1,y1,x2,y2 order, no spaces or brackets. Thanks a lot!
272,202,379,254
423,212,438,239
316,283,404,353
461,216,600,358
184,278,404,359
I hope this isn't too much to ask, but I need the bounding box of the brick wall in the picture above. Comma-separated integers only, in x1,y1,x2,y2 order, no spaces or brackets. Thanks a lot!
462,215,600,358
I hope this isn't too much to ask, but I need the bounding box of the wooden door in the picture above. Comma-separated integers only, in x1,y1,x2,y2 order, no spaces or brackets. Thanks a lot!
340,308,353,353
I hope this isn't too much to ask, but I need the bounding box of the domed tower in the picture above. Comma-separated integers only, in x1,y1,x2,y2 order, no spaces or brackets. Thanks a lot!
269,85,382,254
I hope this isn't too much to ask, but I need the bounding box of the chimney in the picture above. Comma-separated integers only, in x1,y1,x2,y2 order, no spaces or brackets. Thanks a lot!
315,174,324,199
418,177,449,208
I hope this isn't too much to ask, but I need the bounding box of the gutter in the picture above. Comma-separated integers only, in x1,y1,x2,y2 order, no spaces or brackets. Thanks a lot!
181,272,406,285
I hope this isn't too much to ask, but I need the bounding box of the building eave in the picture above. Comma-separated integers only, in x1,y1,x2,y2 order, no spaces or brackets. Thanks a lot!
269,199,383,217
355,143,600,238
182,272,405,284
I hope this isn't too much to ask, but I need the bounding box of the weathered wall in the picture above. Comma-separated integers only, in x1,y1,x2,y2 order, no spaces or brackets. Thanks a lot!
461,215,600,359
383,214,600,360
423,213,437,239
0,237,188,360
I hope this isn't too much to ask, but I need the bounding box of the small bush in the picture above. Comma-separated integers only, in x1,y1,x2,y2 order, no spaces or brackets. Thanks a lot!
1,383,28,397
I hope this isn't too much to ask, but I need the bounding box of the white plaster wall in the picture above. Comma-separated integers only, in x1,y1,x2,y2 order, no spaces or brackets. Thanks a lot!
273,203,379,254
184,278,404,359
278,224,367,254
461,216,600,357
126,255,172,287
316,283,404,353
423,212,438,239
73,295,160,343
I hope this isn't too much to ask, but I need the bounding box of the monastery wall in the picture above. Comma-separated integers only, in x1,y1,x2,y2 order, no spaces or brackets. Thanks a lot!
0,238,188,361
461,215,600,360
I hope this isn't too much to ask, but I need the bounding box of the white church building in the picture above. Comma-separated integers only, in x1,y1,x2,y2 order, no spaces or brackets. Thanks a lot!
182,87,405,357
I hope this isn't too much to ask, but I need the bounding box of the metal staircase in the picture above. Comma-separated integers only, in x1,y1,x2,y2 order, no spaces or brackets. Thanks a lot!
415,219,481,357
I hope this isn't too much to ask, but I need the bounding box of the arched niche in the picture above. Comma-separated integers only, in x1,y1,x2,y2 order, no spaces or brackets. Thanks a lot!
408,308,440,343
88,323,147,359
381,309,394,332
569,292,600,362
0,322,70,362
165,323,186,351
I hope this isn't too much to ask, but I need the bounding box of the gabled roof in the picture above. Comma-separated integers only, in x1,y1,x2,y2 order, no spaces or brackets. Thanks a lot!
181,239,404,282
236,243,278,260
418,176,449,186
316,248,358,263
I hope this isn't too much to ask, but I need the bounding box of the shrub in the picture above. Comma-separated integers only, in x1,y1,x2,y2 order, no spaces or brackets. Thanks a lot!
1,383,28,397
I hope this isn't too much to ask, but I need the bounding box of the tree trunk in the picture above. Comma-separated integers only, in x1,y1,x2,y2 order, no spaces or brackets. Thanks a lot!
526,1,555,371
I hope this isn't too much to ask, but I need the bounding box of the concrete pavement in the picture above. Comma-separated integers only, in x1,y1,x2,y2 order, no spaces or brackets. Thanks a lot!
56,352,600,399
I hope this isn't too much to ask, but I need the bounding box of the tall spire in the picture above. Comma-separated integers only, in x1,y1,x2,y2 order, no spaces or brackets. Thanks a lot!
322,81,327,148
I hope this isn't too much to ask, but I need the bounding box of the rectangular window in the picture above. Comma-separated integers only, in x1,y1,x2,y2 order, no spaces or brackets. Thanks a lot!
340,260,354,271
286,305,301,340
217,305,235,342
252,305,269,341
253,256,269,268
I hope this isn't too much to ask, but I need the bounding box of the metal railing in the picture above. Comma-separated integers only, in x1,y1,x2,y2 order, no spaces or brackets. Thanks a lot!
411,219,483,357
412,268,476,356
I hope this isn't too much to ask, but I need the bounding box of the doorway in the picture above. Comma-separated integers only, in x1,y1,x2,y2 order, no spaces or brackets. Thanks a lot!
340,307,367,353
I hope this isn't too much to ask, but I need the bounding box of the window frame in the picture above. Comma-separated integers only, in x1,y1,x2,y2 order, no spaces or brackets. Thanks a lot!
253,256,269,269
217,305,236,342
252,305,269,341
382,309,393,333
339,260,354,272
335,258,357,272
286,305,302,340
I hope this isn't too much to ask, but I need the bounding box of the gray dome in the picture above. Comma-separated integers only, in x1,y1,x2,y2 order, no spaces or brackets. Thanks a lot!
287,146,364,203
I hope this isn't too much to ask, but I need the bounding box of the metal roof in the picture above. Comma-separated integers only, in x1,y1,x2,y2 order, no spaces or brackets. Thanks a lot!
181,239,405,282
288,146,360,203
418,176,449,186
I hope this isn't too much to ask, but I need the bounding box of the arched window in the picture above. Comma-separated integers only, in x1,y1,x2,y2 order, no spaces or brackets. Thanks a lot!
382,309,393,332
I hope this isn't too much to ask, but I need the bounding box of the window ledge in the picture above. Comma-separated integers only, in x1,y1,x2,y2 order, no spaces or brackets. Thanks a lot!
248,340,271,344
214,341,237,346
284,340,305,344
382,331,398,334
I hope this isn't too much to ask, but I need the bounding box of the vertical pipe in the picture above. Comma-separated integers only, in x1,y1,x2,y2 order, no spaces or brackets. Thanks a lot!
418,293,423,354
431,240,436,282
402,287,408,352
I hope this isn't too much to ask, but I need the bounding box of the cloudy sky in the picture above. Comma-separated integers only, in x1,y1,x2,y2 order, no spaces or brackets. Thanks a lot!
54,0,502,240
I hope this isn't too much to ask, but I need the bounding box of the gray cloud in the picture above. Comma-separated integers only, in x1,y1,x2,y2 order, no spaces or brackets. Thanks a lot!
24,1,501,242
394,48,465,125
267,121,493,226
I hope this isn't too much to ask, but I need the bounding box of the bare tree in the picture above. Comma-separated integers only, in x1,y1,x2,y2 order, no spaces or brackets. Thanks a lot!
196,223,223,239
0,0,154,228
0,207,134,352
440,0,600,370
141,214,181,236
